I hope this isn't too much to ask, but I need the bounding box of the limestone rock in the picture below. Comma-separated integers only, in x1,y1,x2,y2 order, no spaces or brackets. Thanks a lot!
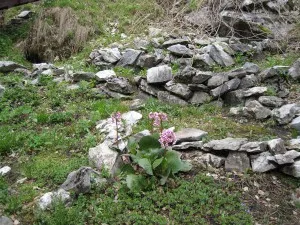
192,71,213,84
193,53,215,69
258,96,285,108
0,166,11,176
268,138,287,154
164,81,192,100
117,49,142,67
269,150,300,165
243,87,267,97
240,141,268,153
88,142,122,175
139,79,161,96
282,160,300,178
207,73,229,88
136,54,157,68
167,44,193,57
189,92,211,105
98,48,121,64
209,44,235,67
290,116,300,133
0,216,13,225
175,128,207,143
95,70,116,82
188,84,209,92
38,189,71,210
243,62,260,74
239,74,258,89
288,58,300,80
244,100,272,120
162,38,189,48
272,103,300,125
147,65,172,84
251,152,277,173
0,61,26,73
172,141,203,151
72,72,95,82
157,91,188,106
60,167,96,194
288,139,300,150
106,77,135,95
223,90,245,106
210,78,241,98
225,152,251,172
203,138,248,151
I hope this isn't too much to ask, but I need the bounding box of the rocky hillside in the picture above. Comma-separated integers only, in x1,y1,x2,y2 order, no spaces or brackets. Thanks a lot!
1,0,300,224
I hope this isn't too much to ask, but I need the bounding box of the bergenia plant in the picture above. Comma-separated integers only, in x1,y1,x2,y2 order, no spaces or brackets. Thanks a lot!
123,112,192,191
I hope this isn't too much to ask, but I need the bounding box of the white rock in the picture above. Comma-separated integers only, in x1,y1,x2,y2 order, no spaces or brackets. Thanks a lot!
95,70,116,82
0,166,11,176
203,138,248,151
268,138,286,154
251,152,277,173
121,111,143,126
38,189,71,210
146,65,172,84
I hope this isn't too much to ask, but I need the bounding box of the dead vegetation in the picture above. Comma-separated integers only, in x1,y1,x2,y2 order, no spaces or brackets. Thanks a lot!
23,7,92,62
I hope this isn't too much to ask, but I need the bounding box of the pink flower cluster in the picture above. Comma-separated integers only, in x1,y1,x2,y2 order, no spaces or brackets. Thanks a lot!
111,112,122,123
149,112,168,128
159,129,176,148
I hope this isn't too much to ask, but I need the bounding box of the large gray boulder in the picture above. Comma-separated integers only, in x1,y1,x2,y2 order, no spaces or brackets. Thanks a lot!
139,79,161,96
268,138,287,155
189,92,211,105
164,81,192,100
244,100,272,120
175,128,208,143
210,78,241,98
207,73,229,88
167,44,193,57
117,49,142,67
157,91,188,106
209,44,235,67
223,89,245,106
88,142,122,175
136,54,158,68
203,138,248,151
251,152,277,173
0,61,26,73
147,65,172,84
239,141,268,153
288,58,300,80
272,103,300,125
282,160,300,178
225,152,251,172
106,77,135,95
258,96,285,108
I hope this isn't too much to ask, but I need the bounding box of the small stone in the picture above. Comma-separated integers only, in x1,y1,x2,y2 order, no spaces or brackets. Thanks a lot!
207,73,229,88
175,128,208,143
239,74,258,89
268,138,287,155
38,189,71,210
139,79,161,96
203,138,248,151
147,65,172,84
225,152,251,172
72,72,95,82
210,78,241,98
0,166,11,176
162,38,190,48
95,70,116,82
243,187,249,192
106,77,135,95
0,216,13,225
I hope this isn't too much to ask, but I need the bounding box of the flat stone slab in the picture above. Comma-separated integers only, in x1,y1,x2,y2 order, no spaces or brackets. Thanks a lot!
268,138,287,155
172,141,203,151
203,138,248,151
175,128,207,143
239,141,268,153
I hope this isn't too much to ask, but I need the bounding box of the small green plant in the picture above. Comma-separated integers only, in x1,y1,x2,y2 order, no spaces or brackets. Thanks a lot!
266,86,277,96
121,112,192,191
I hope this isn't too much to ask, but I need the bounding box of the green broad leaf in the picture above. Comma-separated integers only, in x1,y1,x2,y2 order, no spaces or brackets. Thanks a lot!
137,158,153,175
152,157,163,169
127,137,138,154
138,134,161,151
126,174,145,191
120,164,135,175
165,150,192,174
160,168,171,185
